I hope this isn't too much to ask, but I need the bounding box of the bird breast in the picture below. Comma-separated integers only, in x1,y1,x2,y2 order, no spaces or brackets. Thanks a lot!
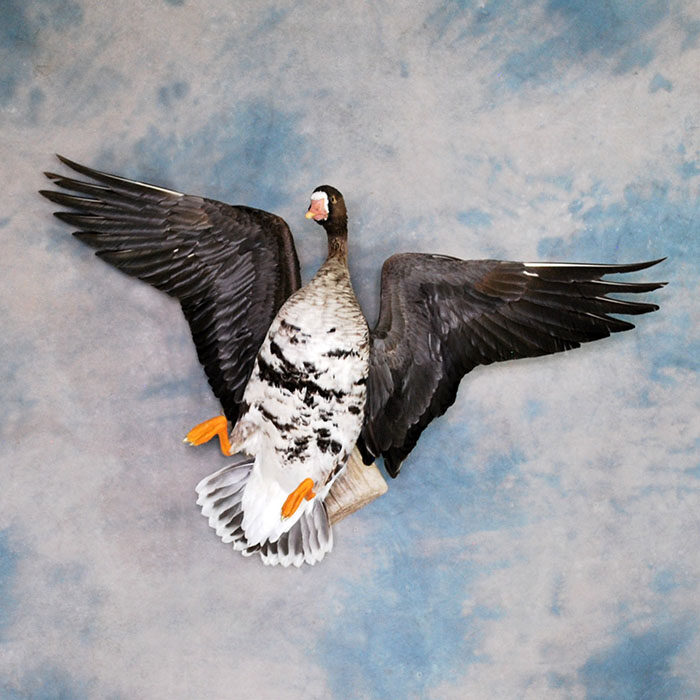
240,260,369,490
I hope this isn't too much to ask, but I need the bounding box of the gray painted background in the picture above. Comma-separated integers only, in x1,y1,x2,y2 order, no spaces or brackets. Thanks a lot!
1,1,699,698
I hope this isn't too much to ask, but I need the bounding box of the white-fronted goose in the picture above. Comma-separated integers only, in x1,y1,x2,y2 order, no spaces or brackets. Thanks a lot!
41,156,665,566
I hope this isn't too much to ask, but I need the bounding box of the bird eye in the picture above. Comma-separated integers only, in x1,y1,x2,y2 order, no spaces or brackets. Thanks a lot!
330,195,336,204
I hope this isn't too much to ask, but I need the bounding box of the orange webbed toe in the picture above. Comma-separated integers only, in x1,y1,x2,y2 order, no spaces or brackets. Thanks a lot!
184,415,232,456
281,478,316,519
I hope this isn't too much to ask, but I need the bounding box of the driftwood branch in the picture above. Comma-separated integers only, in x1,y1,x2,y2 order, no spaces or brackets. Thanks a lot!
325,448,388,525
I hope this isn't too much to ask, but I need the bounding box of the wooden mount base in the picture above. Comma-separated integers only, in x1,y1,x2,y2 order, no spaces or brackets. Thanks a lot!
325,448,388,525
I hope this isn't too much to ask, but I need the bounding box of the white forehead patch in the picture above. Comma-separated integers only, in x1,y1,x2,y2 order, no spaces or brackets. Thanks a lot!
310,190,329,217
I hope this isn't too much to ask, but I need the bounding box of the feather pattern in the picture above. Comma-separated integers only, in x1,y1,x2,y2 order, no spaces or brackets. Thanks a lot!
229,253,369,549
40,155,300,424
42,158,665,566
359,254,666,476
195,457,332,566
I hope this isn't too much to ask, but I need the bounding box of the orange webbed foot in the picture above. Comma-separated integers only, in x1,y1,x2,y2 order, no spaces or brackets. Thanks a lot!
184,415,232,456
281,478,316,519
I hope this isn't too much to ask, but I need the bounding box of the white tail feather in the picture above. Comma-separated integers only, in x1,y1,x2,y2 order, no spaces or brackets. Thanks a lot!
195,457,334,567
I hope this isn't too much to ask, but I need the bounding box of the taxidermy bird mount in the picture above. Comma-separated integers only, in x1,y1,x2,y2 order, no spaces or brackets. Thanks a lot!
41,155,665,567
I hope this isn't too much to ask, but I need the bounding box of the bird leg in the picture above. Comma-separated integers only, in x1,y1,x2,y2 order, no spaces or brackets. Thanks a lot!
184,415,232,456
281,478,316,519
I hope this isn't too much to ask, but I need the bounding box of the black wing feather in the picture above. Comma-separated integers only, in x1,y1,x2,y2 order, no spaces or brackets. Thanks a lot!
41,155,301,423
360,253,665,477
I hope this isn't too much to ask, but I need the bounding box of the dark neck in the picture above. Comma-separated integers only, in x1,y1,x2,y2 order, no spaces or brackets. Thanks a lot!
324,217,348,260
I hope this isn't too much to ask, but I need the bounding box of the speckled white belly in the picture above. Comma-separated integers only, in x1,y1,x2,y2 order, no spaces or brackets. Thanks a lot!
237,258,369,492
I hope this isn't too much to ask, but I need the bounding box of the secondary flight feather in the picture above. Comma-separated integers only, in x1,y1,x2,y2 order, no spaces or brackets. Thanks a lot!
41,156,665,566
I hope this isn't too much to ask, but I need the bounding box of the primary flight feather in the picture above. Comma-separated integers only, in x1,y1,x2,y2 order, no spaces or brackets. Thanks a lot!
41,156,665,566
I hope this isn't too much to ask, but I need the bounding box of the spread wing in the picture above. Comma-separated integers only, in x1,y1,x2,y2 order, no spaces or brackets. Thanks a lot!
359,253,665,477
41,155,301,423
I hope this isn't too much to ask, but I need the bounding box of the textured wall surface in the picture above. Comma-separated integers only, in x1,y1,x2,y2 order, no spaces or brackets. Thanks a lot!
1,1,698,698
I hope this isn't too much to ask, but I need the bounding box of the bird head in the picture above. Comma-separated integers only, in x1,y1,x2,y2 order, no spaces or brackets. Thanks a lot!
305,186,346,228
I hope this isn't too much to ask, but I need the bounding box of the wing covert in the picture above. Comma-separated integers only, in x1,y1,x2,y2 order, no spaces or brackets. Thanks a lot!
41,155,301,423
359,253,665,477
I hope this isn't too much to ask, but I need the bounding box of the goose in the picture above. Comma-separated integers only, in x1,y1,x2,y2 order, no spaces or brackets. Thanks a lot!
41,156,665,567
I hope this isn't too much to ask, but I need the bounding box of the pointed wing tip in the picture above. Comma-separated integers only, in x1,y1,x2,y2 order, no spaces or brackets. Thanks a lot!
630,257,667,272
39,189,71,208
51,154,102,181
55,153,76,167
617,257,667,276
384,456,403,479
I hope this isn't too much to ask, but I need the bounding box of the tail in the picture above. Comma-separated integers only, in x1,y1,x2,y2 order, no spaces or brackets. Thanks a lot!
195,457,333,567
258,499,332,567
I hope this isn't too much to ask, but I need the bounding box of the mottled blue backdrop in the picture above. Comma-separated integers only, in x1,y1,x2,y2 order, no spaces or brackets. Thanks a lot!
2,1,699,698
